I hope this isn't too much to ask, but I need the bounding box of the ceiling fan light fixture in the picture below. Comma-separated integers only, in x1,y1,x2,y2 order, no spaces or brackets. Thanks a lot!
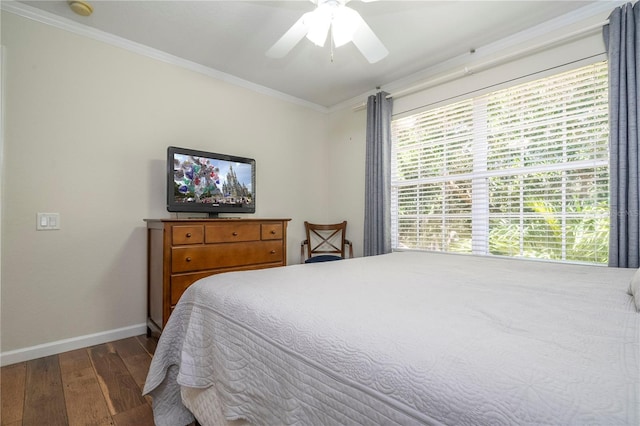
267,0,388,64
305,6,332,46
331,6,359,47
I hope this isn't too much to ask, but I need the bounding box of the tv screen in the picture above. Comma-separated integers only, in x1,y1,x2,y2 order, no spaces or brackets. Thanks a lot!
167,146,255,216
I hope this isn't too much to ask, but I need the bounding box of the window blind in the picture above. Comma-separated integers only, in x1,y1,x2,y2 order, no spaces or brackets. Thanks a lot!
391,61,609,264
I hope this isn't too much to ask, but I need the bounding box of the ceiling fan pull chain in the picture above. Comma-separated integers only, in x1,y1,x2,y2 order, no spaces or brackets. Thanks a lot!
330,28,335,62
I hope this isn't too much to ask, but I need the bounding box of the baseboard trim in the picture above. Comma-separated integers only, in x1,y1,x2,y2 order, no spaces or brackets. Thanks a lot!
0,323,148,367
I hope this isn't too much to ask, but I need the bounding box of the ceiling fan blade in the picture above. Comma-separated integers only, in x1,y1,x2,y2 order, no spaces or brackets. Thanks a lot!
350,12,388,63
266,13,310,58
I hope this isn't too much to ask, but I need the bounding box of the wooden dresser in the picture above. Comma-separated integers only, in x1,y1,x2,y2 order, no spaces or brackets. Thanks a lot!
145,218,290,334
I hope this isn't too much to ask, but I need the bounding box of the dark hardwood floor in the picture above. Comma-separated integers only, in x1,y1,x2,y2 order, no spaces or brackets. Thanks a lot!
1,335,159,426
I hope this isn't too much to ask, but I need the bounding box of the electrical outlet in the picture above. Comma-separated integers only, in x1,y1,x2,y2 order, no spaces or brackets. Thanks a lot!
36,213,61,230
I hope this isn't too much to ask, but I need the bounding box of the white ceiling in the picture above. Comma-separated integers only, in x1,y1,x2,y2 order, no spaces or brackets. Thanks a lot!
14,1,606,108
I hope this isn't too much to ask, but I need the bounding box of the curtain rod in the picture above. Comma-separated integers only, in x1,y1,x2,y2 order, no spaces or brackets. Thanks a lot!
353,19,609,112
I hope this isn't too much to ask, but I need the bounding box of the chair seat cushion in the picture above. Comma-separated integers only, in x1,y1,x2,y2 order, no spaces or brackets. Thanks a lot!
305,255,343,263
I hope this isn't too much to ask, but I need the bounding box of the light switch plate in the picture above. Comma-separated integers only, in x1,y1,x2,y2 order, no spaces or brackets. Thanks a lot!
36,213,60,230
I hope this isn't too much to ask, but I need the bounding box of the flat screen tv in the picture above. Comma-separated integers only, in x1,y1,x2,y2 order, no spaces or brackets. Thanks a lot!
167,146,255,217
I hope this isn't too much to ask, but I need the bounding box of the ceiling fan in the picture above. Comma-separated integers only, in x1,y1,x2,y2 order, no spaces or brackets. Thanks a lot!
266,0,388,64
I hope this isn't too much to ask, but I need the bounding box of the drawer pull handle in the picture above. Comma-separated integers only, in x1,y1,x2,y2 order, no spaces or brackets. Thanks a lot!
186,233,192,238
270,230,276,234
232,232,238,236
185,257,192,262
270,250,276,254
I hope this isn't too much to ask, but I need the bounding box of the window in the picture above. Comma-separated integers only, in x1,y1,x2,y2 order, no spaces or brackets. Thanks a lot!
391,62,609,264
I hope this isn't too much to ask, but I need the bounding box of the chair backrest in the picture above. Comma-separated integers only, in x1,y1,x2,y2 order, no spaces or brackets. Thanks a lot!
302,221,351,262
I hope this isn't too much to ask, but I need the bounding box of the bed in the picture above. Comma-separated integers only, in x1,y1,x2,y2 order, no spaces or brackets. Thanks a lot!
143,251,640,426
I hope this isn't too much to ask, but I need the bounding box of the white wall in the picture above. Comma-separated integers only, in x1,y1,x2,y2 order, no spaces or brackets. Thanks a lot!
327,107,367,258
1,46,6,360
0,11,329,355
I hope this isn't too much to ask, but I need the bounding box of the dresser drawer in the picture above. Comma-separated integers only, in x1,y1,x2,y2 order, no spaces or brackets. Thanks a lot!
172,225,204,245
170,272,213,305
172,240,284,273
261,223,283,240
205,223,261,243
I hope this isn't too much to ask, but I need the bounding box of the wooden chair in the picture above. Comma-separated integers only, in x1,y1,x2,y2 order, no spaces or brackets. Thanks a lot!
300,221,353,263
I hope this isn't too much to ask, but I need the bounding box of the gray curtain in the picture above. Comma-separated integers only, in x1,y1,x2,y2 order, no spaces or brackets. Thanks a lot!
604,2,640,268
364,91,393,256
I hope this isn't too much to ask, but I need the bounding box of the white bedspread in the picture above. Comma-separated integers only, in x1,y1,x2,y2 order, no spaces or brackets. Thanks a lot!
143,251,639,425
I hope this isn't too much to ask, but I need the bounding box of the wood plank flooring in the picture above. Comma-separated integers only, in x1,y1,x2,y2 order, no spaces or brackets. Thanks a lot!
1,335,159,426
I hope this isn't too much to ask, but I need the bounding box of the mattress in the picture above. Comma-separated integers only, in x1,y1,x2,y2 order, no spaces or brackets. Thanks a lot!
143,251,639,425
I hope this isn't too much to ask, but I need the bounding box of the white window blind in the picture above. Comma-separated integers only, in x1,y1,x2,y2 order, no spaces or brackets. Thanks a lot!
391,61,609,264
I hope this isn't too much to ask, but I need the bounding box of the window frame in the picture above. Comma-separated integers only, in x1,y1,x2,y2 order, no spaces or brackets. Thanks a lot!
391,61,610,265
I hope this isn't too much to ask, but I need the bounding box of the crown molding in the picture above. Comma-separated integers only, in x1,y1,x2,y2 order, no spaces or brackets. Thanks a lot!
0,0,329,114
